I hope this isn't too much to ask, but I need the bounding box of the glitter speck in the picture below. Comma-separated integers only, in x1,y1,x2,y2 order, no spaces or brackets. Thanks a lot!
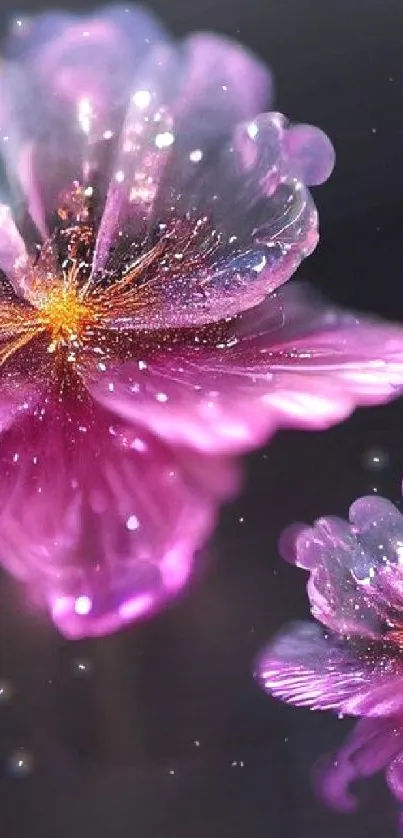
0,679,13,703
78,97,92,134
247,122,259,140
132,438,147,453
155,131,175,149
7,749,33,777
189,149,203,163
132,89,151,108
362,446,389,471
72,658,93,677
126,514,140,531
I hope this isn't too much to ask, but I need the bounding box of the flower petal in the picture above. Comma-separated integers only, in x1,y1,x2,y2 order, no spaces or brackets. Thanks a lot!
386,751,403,805
0,204,29,295
255,621,385,713
84,285,403,455
0,395,233,638
91,29,272,277
285,496,403,637
0,331,51,433
318,718,403,812
283,124,335,186
94,112,321,327
0,6,166,233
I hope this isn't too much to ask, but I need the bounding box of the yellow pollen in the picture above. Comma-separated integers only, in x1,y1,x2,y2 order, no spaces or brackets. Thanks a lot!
40,286,93,350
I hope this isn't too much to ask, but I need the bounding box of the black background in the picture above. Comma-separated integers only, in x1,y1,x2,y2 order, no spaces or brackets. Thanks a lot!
0,1,403,836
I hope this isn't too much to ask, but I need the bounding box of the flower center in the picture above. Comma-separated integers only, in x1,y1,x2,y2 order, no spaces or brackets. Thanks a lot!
40,286,93,351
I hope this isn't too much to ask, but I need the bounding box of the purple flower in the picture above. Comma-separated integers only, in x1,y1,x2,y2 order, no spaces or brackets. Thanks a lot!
0,4,402,639
256,496,403,814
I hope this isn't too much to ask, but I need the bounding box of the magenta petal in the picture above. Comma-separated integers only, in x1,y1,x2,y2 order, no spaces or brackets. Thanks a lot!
256,621,403,719
387,752,403,804
85,285,403,455
0,204,29,295
0,398,231,639
255,621,386,713
0,371,43,435
290,495,403,636
318,718,403,812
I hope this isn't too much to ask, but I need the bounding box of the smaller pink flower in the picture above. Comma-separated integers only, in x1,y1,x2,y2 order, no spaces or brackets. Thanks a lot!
255,495,403,815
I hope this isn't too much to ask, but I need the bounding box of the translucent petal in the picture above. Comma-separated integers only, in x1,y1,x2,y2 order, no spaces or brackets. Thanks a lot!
387,751,403,805
319,718,403,812
0,393,231,638
83,284,403,455
290,495,403,638
283,124,335,186
0,204,29,295
350,496,403,569
255,621,403,715
94,112,321,328
91,29,272,276
0,6,167,235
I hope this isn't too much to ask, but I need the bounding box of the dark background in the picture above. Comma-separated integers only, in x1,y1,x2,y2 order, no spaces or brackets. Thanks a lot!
0,1,403,836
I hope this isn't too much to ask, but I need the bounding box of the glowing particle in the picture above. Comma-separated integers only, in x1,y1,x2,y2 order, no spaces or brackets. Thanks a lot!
132,438,147,453
155,132,175,149
72,658,93,677
7,749,33,777
189,149,203,163
132,90,151,109
247,122,259,140
126,515,140,531
0,679,13,703
74,595,92,616
78,97,92,134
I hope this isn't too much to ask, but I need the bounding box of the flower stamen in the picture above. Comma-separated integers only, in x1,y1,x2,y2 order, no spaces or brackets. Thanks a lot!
40,285,93,351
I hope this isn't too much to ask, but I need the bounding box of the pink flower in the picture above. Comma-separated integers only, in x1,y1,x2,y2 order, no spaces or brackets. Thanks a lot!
0,5,403,639
255,496,403,815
